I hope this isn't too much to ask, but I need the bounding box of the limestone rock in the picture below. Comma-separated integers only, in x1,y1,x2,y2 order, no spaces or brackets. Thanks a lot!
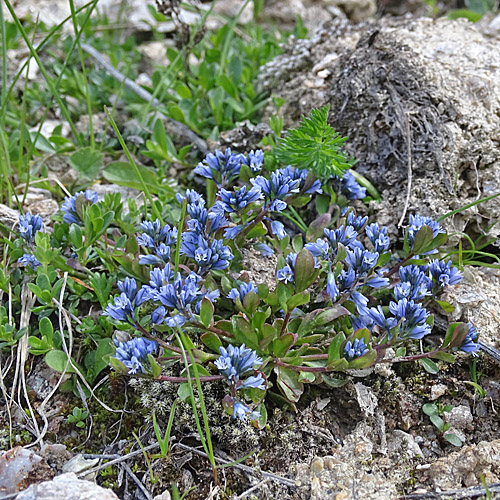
15,472,120,500
259,17,500,242
425,439,500,489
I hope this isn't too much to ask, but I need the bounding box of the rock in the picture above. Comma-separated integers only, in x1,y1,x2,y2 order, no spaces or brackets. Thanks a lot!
0,203,19,228
15,472,120,500
62,454,99,475
259,17,500,242
38,445,72,473
0,447,53,494
294,422,399,499
443,405,473,442
425,439,500,489
442,267,500,349
430,383,448,401
153,491,172,500
387,430,423,459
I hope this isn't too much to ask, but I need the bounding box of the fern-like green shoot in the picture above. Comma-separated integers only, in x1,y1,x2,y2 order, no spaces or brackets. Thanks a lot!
275,104,354,180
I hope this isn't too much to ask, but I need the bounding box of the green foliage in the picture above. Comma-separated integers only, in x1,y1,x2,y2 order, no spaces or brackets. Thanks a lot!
67,406,89,428
423,402,463,447
275,104,354,180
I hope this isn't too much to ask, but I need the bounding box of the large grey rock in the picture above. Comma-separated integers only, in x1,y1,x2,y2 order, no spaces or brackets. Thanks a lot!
16,472,119,500
259,17,500,243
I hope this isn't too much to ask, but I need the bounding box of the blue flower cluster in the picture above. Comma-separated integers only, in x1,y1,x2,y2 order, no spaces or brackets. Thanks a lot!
19,213,43,244
17,212,43,269
104,277,151,325
228,281,258,303
215,344,265,420
336,171,366,200
194,147,243,186
137,219,178,265
113,337,158,374
344,338,369,361
251,169,300,212
61,190,98,225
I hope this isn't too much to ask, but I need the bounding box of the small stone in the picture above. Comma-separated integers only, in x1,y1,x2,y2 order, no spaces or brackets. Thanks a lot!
430,383,448,400
311,457,324,475
62,454,99,475
16,472,119,500
153,491,172,500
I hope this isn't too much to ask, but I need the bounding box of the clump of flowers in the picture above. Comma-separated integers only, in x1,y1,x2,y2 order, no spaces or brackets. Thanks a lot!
17,212,43,269
86,147,480,425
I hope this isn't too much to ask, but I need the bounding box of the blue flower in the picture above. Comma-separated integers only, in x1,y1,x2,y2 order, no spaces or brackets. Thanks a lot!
429,260,462,288
61,190,98,225
181,234,233,274
18,213,43,244
270,220,287,240
338,267,356,291
305,239,330,260
408,215,445,254
233,401,253,421
148,266,175,289
351,291,369,315
389,298,431,339
365,275,390,288
224,224,246,239
277,265,294,284
254,243,274,257
344,338,369,361
327,271,339,302
228,281,258,303
344,211,368,231
250,169,300,211
398,265,432,301
241,375,266,390
280,166,322,194
104,278,149,324
365,223,390,253
137,220,177,250
152,272,213,313
214,344,263,383
194,148,243,185
324,226,358,252
241,149,264,173
215,185,263,213
366,305,398,332
351,314,374,331
112,337,158,375
456,324,480,355
340,172,366,200
152,306,168,325
345,247,379,276
18,253,41,269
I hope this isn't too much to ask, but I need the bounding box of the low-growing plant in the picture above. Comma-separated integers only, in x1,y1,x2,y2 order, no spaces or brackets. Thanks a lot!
67,406,89,428
422,402,463,447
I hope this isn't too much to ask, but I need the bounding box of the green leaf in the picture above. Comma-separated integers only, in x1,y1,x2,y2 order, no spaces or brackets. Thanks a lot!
199,298,214,328
252,403,267,429
327,332,346,362
102,161,161,194
412,225,434,255
242,291,260,314
276,282,292,313
275,366,304,403
293,249,316,293
272,333,296,357
447,323,470,349
429,351,455,363
69,148,102,180
200,332,222,353
148,354,162,378
93,339,115,377
347,349,377,369
422,403,438,416
287,291,310,311
39,317,53,340
298,371,316,383
306,213,331,242
430,414,444,431
45,350,78,374
435,299,455,313
444,433,463,447
419,358,439,374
